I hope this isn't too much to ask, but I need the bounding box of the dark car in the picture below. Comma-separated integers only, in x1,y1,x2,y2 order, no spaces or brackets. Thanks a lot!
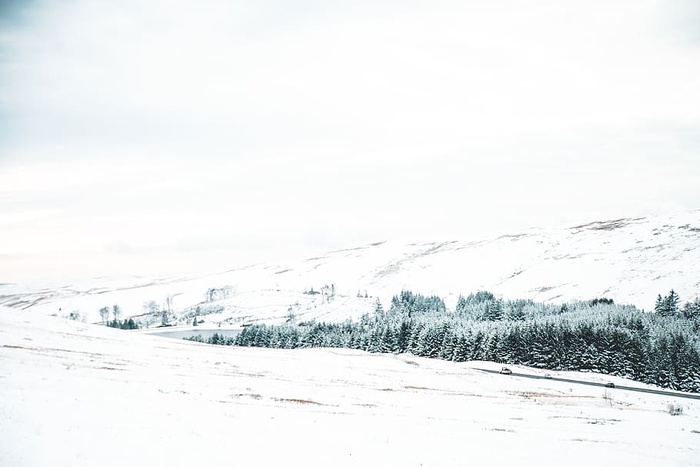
605,382,615,388
499,367,513,375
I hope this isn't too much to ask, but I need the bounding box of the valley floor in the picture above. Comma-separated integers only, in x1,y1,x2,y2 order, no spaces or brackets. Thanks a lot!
1,308,698,467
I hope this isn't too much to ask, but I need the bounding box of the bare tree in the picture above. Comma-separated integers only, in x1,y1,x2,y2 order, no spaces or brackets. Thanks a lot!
161,295,175,326
206,288,216,303
99,306,110,323
143,300,159,315
112,304,121,322
286,306,297,324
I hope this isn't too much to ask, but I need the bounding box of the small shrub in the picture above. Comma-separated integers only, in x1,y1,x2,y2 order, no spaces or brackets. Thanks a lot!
67,311,84,321
667,404,684,416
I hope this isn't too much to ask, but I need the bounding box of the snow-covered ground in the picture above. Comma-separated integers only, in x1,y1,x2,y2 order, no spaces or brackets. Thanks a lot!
1,210,699,327
1,307,699,467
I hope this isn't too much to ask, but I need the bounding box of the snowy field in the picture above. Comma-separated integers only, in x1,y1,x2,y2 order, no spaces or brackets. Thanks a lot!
1,307,699,467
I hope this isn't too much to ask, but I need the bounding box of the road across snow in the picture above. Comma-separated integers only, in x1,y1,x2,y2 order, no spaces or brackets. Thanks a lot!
1,308,699,466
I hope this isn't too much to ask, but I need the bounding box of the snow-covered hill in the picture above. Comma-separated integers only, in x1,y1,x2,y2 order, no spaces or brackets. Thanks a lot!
1,307,699,467
1,210,699,326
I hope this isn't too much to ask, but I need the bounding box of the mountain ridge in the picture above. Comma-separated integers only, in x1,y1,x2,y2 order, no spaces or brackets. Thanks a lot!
1,209,699,325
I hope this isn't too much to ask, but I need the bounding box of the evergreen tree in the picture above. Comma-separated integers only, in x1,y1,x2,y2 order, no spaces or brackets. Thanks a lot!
484,300,504,321
397,320,412,352
455,295,468,315
657,290,680,317
374,298,384,316
666,290,680,316
654,294,666,315
682,298,700,319
469,291,495,304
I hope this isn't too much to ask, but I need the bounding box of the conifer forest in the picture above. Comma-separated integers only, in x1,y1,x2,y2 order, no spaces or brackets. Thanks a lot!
189,290,700,393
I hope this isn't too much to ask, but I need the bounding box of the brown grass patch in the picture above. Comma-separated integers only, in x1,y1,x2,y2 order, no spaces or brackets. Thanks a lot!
276,398,323,406
509,391,594,399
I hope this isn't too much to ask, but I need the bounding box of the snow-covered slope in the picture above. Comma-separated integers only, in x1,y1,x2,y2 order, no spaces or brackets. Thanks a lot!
1,210,699,326
1,307,699,467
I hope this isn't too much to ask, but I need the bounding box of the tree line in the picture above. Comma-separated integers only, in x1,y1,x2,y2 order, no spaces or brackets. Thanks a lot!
216,289,700,393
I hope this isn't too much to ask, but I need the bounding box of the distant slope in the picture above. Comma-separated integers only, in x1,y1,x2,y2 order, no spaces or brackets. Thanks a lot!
1,210,699,326
1,307,699,467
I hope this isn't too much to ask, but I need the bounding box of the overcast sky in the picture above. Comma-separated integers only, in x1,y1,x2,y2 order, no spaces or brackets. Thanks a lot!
1,0,699,281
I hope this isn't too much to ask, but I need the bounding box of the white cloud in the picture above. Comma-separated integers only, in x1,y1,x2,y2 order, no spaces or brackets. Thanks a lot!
1,0,699,281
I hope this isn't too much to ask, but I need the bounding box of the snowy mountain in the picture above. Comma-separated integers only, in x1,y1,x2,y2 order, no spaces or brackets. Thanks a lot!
1,306,699,467
1,210,699,327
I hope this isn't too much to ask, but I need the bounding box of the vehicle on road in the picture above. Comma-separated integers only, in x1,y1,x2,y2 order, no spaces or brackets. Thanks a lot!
499,367,512,375
605,382,615,388
544,373,552,379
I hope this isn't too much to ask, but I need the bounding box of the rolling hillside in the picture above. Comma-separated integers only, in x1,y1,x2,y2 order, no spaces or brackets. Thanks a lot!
1,210,699,327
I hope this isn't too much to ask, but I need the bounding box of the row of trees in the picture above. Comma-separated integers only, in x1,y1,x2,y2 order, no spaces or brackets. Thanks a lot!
106,318,139,330
98,305,139,329
303,284,338,303
99,305,122,324
222,290,700,393
205,286,234,303
185,333,235,345
655,290,700,318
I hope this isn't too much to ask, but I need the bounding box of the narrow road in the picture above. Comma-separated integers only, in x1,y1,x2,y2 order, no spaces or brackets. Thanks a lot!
477,368,700,401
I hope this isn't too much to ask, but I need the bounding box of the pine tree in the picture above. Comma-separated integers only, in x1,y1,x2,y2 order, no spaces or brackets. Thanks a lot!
654,294,666,315
452,334,470,362
374,298,384,317
682,298,700,319
397,320,412,352
657,290,680,317
455,295,468,315
484,300,504,321
665,290,680,316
